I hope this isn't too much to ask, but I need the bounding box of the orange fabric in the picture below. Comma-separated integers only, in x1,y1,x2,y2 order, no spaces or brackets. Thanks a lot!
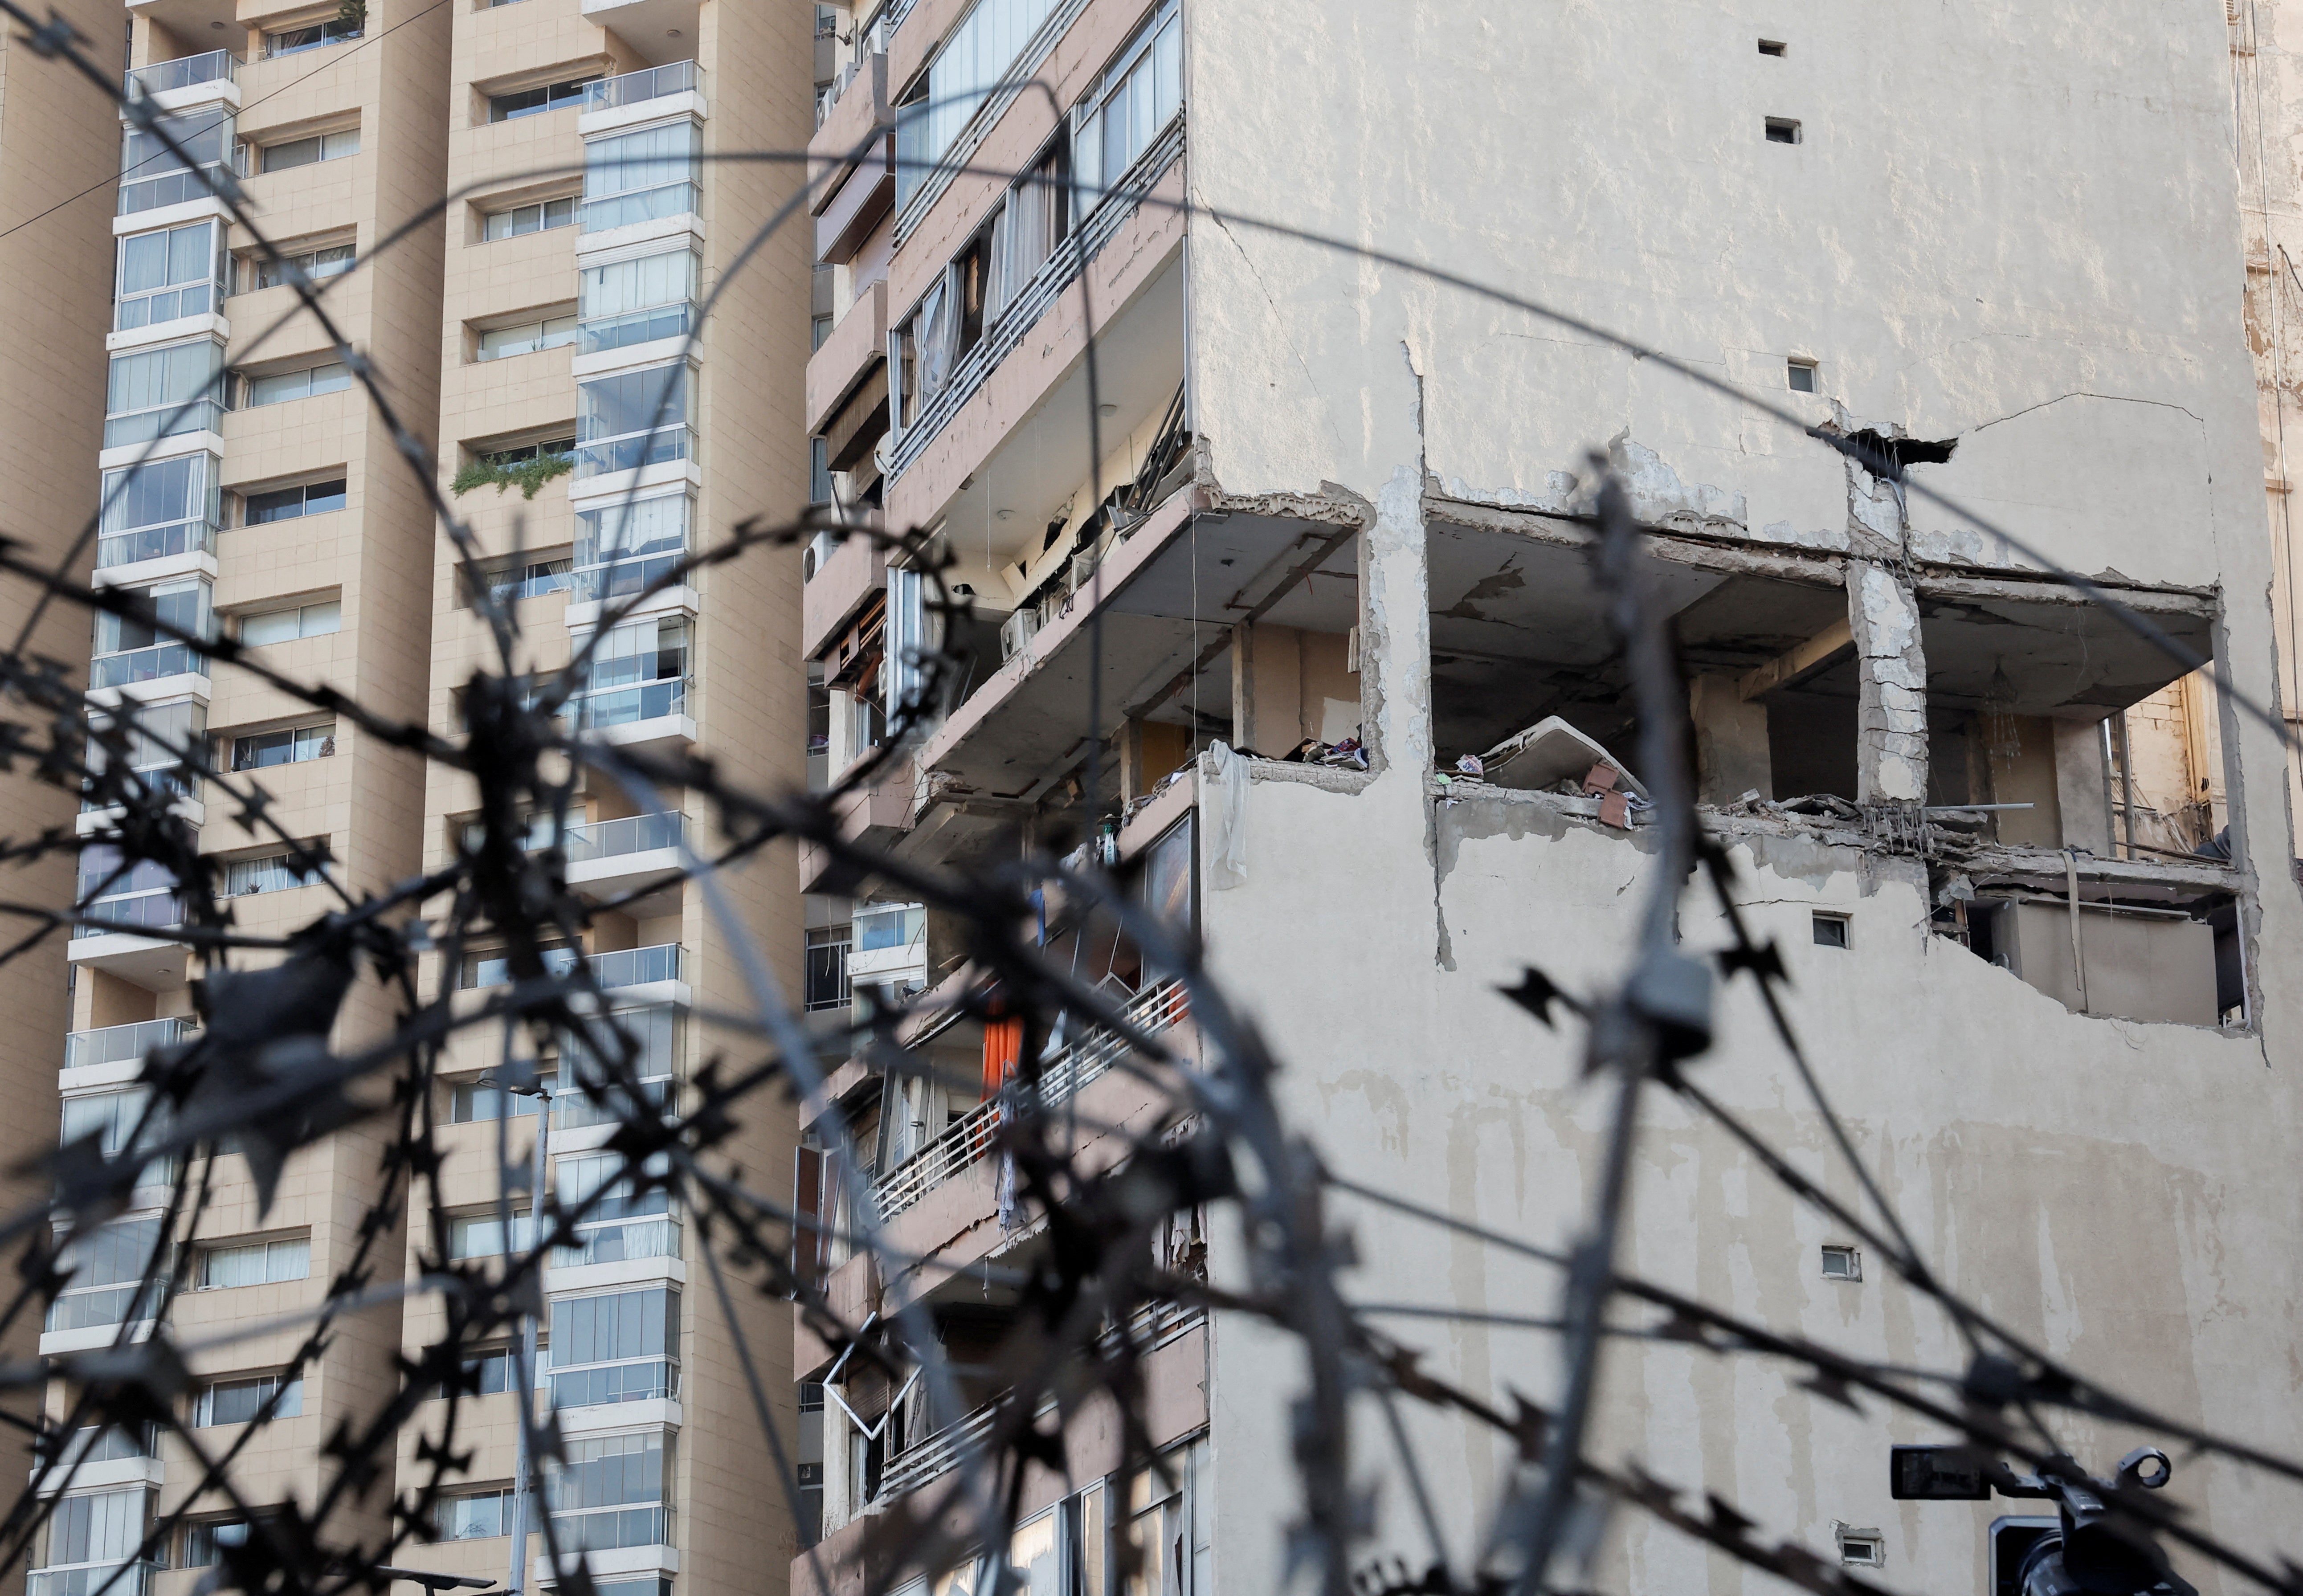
981,1016,1024,1100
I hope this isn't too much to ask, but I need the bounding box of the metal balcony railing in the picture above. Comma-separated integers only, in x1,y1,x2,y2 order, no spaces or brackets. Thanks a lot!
579,60,699,114
124,50,238,99
66,1017,194,1071
874,1396,1001,1503
869,977,1189,1222
564,811,687,863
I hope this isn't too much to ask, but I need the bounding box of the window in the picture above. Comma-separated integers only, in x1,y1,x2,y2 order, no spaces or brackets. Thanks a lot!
572,616,690,729
854,902,921,953
98,453,220,568
242,362,351,407
103,339,225,447
804,925,850,1012
1765,116,1801,144
1812,911,1849,948
115,220,222,330
222,848,325,897
894,0,1062,211
448,1209,534,1260
191,1374,302,1428
1837,1529,1884,1567
490,77,598,121
46,1216,166,1331
259,127,359,171
575,363,691,477
229,722,334,772
580,121,700,231
477,314,578,361
120,108,234,214
196,1235,310,1289
554,1150,678,1267
573,492,688,602
548,1286,679,1408
244,478,347,525
547,1432,670,1551
810,437,833,506
1820,1244,1862,1281
429,1346,544,1398
447,1076,545,1123
482,195,576,240
264,17,359,57
1072,0,1180,200
90,577,212,686
177,1519,248,1571
245,243,354,293
85,701,204,809
577,249,696,354
241,599,341,646
60,1089,173,1188
1788,358,1817,392
812,313,831,349
466,558,574,606
557,1004,682,1129
457,944,576,990
437,1489,514,1540
35,1489,149,1588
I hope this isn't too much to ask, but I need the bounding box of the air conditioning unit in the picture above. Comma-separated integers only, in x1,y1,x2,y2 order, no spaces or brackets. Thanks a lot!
1000,607,1041,661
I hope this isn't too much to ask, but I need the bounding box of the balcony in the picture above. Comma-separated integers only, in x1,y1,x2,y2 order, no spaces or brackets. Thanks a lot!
574,425,694,480
65,1017,194,1074
462,941,686,993
579,60,699,115
870,976,1189,1223
572,547,690,605
580,180,699,235
98,517,215,572
568,677,693,750
89,642,207,691
577,301,693,358
102,396,225,450
123,49,237,102
117,163,229,217
564,812,689,913
29,1561,158,1596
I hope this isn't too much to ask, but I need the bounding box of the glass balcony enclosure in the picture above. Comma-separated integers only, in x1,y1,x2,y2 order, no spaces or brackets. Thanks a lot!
103,340,225,448
575,363,691,478
547,1286,678,1407
83,700,203,811
74,845,185,939
555,1149,679,1267
89,576,212,687
123,50,237,100
65,1017,194,1071
579,60,700,114
556,1004,680,1130
28,1487,153,1596
572,493,689,602
98,454,219,569
118,108,233,215
547,1432,670,1552
580,121,699,232
45,1216,166,1330
458,942,685,990
114,218,225,331
569,615,690,728
564,811,687,862
577,249,696,355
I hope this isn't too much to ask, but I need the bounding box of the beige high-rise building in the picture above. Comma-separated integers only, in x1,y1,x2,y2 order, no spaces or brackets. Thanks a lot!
26,0,815,1589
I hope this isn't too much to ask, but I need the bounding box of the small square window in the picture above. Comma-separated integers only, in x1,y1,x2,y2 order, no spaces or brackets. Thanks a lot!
1821,1245,1862,1281
1837,1529,1883,1567
1812,911,1848,948
1787,359,1817,392
1766,117,1802,144
1758,39,1787,56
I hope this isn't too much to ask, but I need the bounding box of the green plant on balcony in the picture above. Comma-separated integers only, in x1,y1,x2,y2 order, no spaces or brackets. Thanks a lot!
451,448,573,500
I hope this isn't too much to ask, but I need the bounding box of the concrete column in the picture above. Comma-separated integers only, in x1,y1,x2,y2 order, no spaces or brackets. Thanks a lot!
2054,718,2115,854
1363,466,1433,779
1848,562,1929,808
1689,675,1772,803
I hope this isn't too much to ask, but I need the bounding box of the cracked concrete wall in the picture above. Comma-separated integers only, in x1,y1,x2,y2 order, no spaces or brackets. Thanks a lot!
1848,563,1929,807
1174,2,2303,1594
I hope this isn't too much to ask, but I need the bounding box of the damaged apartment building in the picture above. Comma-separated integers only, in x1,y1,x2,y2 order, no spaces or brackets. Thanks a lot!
790,1,2303,1593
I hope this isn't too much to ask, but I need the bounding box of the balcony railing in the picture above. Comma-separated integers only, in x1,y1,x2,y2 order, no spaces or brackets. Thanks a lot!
102,396,226,449
30,1562,158,1596
74,893,185,939
66,1017,194,1071
572,548,688,603
565,811,688,863
874,1395,1000,1503
579,60,699,113
870,976,1190,1222
99,518,216,571
45,1279,162,1331
569,677,690,732
579,180,699,233
118,163,229,217
89,642,205,689
574,425,694,480
576,301,693,356
590,943,685,988
124,50,238,99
